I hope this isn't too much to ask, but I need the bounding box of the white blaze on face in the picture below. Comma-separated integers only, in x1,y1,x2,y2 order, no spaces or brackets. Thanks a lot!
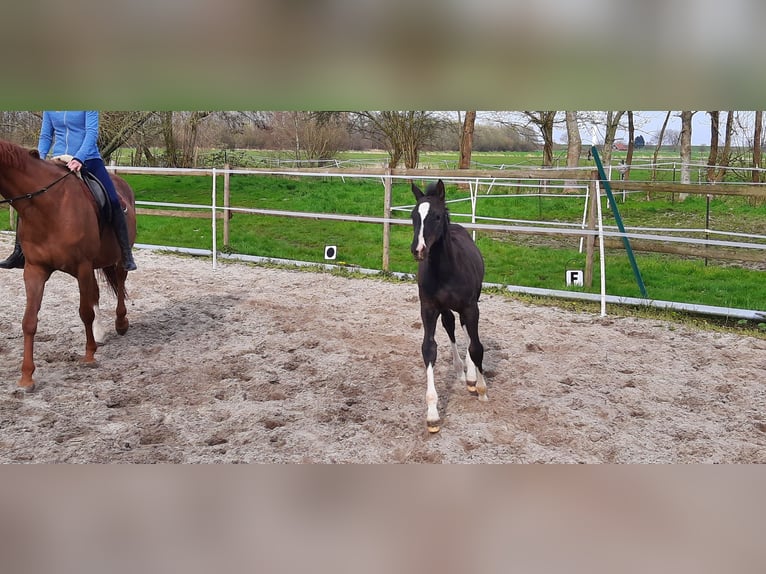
415,201,430,255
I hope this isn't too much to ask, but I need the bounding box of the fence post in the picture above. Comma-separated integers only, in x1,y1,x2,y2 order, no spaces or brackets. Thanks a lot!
223,164,231,247
591,145,648,299
584,175,598,288
382,169,392,271
211,167,218,270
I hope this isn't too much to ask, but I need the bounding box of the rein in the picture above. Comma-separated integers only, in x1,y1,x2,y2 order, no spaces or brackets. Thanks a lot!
0,170,75,205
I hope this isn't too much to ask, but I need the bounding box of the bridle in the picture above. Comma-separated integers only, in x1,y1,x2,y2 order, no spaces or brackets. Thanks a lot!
0,170,75,205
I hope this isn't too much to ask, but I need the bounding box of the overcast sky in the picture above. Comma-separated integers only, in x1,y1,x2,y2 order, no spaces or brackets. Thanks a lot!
564,111,754,146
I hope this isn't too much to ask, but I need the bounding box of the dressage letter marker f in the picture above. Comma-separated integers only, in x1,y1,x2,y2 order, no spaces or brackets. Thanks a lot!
566,269,584,287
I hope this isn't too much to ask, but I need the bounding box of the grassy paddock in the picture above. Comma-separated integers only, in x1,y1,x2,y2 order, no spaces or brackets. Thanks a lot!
2,150,764,332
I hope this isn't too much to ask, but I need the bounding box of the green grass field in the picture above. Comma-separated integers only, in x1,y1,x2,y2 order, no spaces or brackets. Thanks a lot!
120,164,765,309
2,149,764,329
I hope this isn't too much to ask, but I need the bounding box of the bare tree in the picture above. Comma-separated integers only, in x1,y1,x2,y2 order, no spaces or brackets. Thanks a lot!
161,112,179,167
0,111,41,145
565,111,582,166
706,111,720,183
624,111,635,180
601,111,625,168
350,111,442,168
707,111,735,183
181,111,212,168
523,111,557,167
679,111,695,197
156,111,216,168
564,111,581,193
753,111,763,185
458,110,476,169
300,112,351,165
651,111,672,182
98,112,156,162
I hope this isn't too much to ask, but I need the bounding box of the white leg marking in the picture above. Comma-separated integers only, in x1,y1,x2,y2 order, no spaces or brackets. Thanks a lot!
465,349,478,383
449,341,466,383
476,370,489,402
462,326,477,383
425,363,440,427
92,304,106,344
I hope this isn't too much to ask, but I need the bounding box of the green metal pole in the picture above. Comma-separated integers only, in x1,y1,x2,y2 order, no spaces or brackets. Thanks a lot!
591,146,648,298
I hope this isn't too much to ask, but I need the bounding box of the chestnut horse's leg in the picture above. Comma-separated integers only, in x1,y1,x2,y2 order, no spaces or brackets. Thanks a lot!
20,266,52,390
76,264,99,363
114,265,129,335
91,278,107,345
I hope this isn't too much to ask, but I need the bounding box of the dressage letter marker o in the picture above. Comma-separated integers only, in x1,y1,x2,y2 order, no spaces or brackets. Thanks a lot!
324,245,337,260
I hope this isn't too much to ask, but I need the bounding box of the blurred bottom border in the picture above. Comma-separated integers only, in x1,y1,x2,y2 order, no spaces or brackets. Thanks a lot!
1,464,764,574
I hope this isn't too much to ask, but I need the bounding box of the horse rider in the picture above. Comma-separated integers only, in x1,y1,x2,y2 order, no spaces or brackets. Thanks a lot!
0,110,137,271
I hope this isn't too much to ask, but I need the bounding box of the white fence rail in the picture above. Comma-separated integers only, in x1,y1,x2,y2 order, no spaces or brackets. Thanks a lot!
109,165,766,320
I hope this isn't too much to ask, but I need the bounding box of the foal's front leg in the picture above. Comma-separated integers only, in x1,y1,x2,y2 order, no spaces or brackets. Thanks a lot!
421,307,441,433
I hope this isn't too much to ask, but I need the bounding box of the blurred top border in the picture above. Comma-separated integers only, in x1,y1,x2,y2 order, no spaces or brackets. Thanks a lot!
2,0,764,110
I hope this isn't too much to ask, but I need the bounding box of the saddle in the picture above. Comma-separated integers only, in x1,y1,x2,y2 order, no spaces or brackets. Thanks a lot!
52,155,114,223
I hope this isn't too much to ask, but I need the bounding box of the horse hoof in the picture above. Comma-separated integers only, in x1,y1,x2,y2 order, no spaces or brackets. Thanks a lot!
477,392,489,403
16,382,35,394
427,424,441,434
466,384,477,395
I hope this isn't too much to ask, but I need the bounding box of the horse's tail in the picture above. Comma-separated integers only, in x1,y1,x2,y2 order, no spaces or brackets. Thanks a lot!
98,266,125,299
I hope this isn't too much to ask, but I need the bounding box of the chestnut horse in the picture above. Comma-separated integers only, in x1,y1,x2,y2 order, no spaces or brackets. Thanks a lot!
0,139,136,391
411,179,487,433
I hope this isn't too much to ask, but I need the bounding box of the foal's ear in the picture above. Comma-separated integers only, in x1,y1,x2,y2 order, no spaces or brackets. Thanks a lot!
28,149,40,159
435,179,446,201
411,183,424,200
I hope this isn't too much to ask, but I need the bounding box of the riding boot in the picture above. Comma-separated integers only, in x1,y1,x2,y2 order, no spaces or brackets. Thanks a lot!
112,209,137,271
0,232,25,269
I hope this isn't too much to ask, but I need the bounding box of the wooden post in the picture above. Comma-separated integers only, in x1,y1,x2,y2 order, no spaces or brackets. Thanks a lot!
223,164,231,247
584,173,598,288
382,169,392,271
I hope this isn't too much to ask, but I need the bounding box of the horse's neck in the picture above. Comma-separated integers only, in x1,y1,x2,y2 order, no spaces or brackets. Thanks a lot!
430,225,455,269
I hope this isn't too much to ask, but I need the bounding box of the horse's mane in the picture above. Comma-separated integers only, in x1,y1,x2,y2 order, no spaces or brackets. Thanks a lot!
0,140,36,170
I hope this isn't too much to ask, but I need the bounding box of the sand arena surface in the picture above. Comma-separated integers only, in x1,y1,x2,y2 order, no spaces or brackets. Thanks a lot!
1,235,765,462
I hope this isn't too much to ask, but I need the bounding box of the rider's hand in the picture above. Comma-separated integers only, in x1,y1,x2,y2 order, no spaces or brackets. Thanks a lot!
67,158,83,172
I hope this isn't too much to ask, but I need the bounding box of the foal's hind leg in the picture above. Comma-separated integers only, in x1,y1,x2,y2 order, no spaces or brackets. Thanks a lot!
440,311,467,384
461,305,487,401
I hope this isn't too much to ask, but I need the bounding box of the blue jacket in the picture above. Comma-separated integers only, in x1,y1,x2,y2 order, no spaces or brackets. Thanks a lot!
37,111,102,163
